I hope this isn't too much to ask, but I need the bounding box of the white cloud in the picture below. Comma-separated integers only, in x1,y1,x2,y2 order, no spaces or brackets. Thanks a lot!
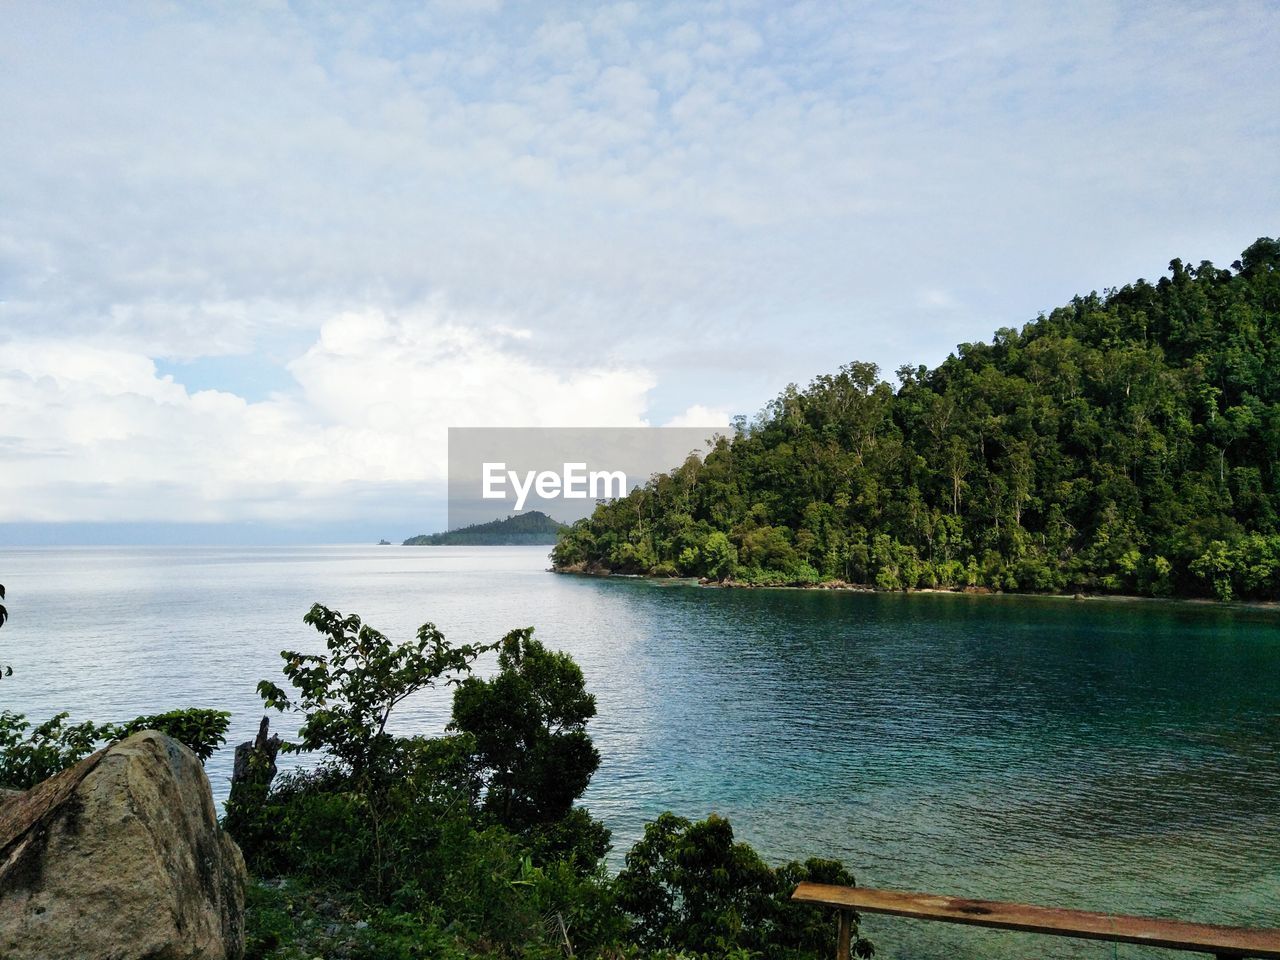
531,20,592,64
0,308,654,522
663,404,731,429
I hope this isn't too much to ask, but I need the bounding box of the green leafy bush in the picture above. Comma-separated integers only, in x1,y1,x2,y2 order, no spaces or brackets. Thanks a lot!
0,708,229,789
0,711,107,788
240,608,615,955
111,708,231,761
615,812,872,959
258,603,493,780
244,881,475,960
450,628,601,833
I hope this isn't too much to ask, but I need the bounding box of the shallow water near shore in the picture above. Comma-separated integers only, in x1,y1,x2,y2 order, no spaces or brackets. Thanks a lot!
3,544,1278,959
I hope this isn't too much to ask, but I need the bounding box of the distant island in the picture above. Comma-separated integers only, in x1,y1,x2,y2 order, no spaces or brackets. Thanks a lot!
554,238,1280,602
404,510,567,546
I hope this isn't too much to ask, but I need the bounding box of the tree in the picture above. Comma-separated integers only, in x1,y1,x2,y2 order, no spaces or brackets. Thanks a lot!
450,628,600,831
703,531,738,580
1190,540,1237,601
258,603,492,780
615,812,873,958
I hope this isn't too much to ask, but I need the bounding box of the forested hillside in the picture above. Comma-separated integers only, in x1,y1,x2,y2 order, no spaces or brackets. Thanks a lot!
405,510,566,545
553,239,1280,600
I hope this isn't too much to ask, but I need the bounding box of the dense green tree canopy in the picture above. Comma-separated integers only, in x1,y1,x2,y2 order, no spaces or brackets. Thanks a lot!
615,812,873,959
554,238,1280,600
450,627,600,830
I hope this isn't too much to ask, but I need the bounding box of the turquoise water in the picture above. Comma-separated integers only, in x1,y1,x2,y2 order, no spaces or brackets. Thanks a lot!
2,545,1277,959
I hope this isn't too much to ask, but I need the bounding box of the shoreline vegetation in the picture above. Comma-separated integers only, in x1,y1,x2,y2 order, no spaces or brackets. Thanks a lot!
550,565,1280,611
552,239,1280,604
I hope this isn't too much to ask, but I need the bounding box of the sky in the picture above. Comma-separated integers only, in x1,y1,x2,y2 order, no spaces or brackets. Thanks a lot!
1,1,1277,543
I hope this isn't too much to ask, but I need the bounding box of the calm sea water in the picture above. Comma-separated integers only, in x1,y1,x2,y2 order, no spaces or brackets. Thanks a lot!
2,545,1278,959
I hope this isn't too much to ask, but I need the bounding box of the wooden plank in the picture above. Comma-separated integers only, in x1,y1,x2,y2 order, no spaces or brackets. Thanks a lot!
792,882,1280,958
835,909,851,960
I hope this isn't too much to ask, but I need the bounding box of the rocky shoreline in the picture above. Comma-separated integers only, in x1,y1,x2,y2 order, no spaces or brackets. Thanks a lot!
553,564,1003,593
549,566,1280,609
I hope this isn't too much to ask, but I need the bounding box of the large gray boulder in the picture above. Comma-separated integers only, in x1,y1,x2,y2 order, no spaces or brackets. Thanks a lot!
0,730,246,959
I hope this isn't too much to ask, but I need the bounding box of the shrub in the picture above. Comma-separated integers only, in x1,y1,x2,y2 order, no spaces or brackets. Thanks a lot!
450,628,601,834
615,812,873,959
111,708,231,761
257,603,493,781
0,708,229,790
0,711,106,788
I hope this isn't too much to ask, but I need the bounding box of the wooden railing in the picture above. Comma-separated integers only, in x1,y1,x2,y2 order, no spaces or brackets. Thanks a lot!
792,882,1280,960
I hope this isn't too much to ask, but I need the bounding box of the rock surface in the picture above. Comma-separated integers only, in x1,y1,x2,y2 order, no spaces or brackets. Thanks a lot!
0,731,247,959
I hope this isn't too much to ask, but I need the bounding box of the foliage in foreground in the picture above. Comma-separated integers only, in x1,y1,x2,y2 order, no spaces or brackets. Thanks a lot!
256,602,491,779
0,594,867,959
553,239,1280,601
0,707,229,790
234,605,868,960
616,813,873,960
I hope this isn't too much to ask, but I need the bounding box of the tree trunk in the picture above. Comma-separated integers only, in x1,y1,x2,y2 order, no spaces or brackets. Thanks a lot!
223,716,281,855
231,715,281,786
